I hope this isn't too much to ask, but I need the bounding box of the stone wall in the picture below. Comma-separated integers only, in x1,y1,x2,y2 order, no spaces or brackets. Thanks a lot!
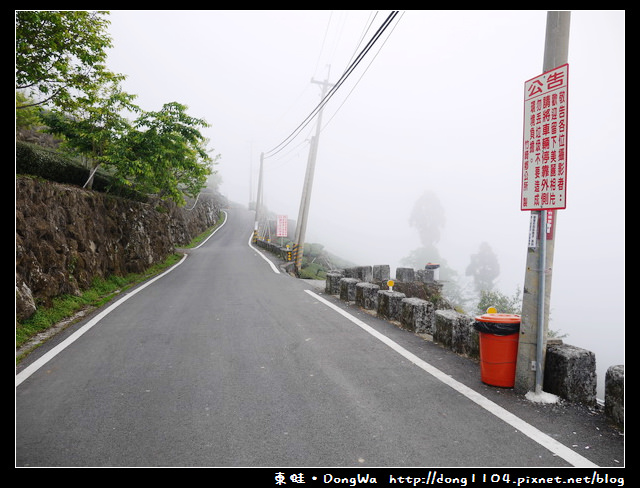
324,266,623,429
604,365,624,429
15,176,223,321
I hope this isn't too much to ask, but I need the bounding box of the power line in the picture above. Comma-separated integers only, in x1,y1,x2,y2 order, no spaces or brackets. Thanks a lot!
263,10,399,159
345,11,379,69
321,11,404,133
265,10,397,158
261,11,387,167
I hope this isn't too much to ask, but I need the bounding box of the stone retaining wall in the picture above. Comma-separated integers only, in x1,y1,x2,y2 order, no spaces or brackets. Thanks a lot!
325,266,623,430
16,177,224,321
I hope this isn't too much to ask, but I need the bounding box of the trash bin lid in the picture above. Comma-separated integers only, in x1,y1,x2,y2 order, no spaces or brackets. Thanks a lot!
475,313,521,324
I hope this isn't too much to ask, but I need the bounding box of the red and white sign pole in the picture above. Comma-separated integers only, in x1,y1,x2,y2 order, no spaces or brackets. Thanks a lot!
515,12,570,395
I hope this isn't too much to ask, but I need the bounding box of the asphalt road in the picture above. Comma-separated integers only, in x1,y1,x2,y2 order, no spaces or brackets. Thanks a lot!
15,207,624,470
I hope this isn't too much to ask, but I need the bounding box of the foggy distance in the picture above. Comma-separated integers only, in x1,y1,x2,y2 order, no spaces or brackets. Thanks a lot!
105,10,624,399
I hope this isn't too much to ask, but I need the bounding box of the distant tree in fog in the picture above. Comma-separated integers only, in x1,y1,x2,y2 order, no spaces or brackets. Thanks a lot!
465,242,500,293
402,191,470,310
409,190,446,247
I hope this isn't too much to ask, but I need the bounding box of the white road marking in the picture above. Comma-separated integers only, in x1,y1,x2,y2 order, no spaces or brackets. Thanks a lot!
15,205,597,467
192,210,227,249
304,289,598,468
16,211,229,387
247,234,281,274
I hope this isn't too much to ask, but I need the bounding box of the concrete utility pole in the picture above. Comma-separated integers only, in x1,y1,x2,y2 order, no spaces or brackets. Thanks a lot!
514,11,571,394
253,152,264,242
249,145,254,209
293,73,334,274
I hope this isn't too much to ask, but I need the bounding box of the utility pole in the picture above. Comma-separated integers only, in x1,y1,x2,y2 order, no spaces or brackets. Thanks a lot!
249,144,254,209
293,72,334,274
253,152,264,243
514,11,571,394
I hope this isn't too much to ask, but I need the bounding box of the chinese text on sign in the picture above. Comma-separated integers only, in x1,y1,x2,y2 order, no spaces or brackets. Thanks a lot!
521,64,569,211
276,215,288,237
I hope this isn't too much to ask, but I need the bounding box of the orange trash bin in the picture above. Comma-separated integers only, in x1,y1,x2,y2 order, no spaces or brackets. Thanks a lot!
473,313,521,388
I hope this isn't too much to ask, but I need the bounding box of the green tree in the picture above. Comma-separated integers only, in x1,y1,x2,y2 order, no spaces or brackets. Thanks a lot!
16,92,41,130
16,10,119,112
120,102,217,205
40,80,140,189
465,242,500,293
18,11,219,206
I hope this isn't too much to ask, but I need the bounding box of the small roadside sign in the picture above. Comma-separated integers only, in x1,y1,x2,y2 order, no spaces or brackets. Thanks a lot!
276,215,288,237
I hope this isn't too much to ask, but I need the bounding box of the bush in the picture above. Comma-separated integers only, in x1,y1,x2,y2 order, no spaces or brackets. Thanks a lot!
475,287,522,315
16,141,147,202
16,141,88,185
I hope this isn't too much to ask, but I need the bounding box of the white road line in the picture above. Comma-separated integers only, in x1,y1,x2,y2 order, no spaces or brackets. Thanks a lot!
247,234,281,274
304,289,598,468
192,210,227,249
16,211,229,387
16,254,188,387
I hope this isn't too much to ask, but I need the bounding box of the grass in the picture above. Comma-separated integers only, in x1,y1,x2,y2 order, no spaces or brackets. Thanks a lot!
16,211,225,360
299,262,327,280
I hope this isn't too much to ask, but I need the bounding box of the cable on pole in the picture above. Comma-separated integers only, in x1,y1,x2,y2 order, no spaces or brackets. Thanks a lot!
263,11,399,159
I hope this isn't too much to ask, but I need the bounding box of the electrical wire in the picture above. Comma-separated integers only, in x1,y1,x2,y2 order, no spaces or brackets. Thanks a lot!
263,11,382,168
264,10,397,158
263,10,399,159
321,11,404,132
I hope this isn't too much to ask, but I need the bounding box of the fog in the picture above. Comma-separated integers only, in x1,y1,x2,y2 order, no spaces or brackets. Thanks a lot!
105,10,624,399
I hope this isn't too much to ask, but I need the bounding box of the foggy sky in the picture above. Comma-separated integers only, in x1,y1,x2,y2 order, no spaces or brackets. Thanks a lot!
105,10,624,398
